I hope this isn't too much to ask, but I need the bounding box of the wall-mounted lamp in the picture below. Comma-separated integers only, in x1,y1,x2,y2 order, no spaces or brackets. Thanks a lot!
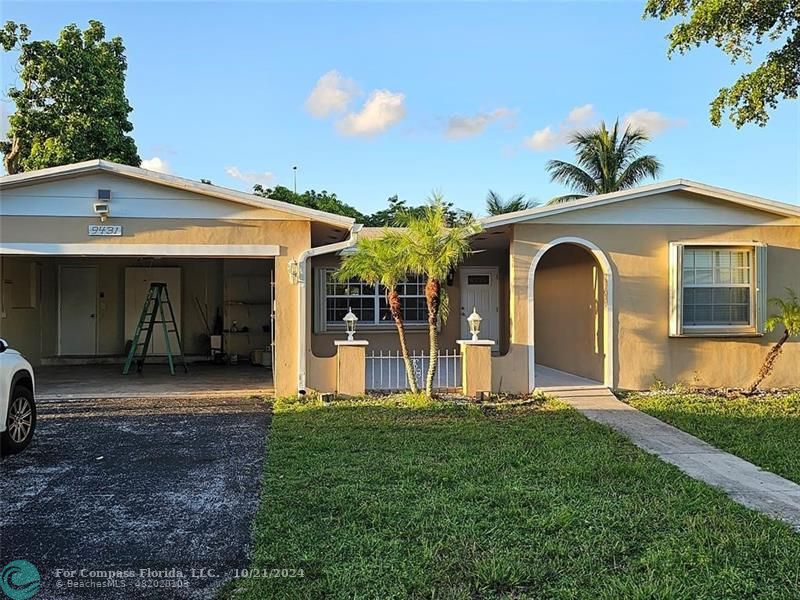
287,259,300,284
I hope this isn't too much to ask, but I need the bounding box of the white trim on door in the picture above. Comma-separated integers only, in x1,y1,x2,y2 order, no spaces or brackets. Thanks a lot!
459,266,500,345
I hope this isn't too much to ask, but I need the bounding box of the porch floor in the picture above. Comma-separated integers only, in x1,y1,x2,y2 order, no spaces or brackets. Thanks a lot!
35,363,274,401
534,364,605,391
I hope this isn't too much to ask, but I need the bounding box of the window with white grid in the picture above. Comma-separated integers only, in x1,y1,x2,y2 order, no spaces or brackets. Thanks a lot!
681,248,753,327
319,268,427,327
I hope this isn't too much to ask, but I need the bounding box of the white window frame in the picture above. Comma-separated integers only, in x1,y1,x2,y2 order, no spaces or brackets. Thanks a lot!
315,268,428,332
669,241,767,337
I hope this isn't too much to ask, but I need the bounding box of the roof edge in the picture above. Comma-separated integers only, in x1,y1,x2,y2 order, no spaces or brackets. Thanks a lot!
480,179,800,228
0,159,356,228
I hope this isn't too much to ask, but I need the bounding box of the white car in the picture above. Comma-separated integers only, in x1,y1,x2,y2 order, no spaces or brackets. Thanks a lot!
0,338,36,454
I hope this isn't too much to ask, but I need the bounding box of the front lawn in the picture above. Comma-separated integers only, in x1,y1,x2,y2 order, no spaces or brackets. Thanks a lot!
226,396,800,599
625,390,800,484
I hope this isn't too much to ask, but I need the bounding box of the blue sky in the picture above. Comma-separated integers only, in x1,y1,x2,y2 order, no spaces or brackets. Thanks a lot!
3,1,799,215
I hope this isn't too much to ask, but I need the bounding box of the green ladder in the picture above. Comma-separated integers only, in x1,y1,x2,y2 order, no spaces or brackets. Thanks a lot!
123,282,187,375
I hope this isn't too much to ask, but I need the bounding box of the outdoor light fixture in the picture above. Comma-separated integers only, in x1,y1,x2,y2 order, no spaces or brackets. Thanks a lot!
343,307,358,341
287,259,300,284
467,307,482,341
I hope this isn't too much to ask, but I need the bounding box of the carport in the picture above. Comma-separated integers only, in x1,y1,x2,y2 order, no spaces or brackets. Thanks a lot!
0,159,356,396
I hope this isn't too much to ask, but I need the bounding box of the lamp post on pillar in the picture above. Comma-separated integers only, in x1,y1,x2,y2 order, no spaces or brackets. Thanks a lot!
335,307,368,396
458,308,494,397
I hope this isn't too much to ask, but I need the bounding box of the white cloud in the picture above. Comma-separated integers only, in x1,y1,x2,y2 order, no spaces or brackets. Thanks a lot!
524,104,682,151
141,156,172,174
444,107,516,140
622,109,684,136
336,89,406,137
224,166,275,188
305,70,360,118
565,103,595,125
524,104,596,151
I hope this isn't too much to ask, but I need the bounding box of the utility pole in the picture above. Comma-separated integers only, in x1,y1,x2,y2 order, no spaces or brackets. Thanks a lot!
292,166,298,194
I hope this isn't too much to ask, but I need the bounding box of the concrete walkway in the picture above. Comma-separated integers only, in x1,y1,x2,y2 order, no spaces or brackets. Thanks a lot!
536,365,800,530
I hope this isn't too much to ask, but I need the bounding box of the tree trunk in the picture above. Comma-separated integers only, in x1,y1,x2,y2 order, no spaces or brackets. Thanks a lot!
388,288,418,394
4,135,21,175
747,329,789,394
424,278,441,397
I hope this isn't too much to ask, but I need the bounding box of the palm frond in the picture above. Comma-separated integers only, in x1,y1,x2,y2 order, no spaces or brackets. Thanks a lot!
545,160,597,195
546,193,588,205
485,190,533,215
547,118,663,200
615,155,662,190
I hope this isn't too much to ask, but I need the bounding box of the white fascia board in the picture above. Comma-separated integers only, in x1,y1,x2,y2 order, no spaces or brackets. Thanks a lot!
480,180,800,229
0,159,356,229
0,243,281,258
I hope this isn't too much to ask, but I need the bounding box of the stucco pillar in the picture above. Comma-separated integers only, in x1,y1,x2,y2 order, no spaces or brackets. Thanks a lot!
457,340,495,397
335,340,368,397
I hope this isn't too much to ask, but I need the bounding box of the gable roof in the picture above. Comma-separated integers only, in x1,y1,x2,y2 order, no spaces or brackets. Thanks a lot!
0,159,356,228
480,179,800,228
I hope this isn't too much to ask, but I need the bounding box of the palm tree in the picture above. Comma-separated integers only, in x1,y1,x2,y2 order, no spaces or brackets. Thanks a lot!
747,288,800,394
401,194,482,397
337,232,418,393
485,190,535,215
545,119,662,204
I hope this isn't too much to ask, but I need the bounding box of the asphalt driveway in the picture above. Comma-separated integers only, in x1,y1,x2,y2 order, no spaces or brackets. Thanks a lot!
1,395,271,599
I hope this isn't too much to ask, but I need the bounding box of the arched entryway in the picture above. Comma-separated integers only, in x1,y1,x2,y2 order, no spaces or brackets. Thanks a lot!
527,237,614,389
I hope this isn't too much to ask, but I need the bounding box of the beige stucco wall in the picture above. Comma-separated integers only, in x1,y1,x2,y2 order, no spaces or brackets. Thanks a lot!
533,243,604,381
504,221,800,391
305,248,511,393
0,216,310,396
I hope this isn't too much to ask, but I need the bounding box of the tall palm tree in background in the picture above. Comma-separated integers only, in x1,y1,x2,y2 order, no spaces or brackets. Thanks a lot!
337,233,418,393
402,195,482,397
485,190,535,215
545,120,662,204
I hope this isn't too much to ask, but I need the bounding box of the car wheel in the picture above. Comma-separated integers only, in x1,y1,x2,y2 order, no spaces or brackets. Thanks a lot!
2,386,36,455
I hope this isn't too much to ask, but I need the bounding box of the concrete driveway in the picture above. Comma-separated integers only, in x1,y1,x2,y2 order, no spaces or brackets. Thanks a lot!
1,396,271,599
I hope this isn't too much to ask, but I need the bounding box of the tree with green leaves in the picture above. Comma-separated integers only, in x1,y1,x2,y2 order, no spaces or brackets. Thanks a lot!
747,289,800,394
253,184,367,221
545,120,662,204
401,195,482,397
485,190,534,215
644,0,799,128
337,232,419,393
0,20,140,174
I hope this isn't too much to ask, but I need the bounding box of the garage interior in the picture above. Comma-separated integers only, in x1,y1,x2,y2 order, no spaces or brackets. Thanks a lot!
0,255,276,399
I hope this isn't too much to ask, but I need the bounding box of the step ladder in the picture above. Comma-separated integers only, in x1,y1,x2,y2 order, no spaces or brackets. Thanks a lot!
123,282,187,375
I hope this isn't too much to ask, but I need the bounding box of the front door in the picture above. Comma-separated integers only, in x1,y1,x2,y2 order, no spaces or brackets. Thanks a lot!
59,266,98,355
459,267,499,347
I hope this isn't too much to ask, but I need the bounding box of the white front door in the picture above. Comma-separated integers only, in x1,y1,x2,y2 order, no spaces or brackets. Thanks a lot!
459,267,499,347
59,266,98,355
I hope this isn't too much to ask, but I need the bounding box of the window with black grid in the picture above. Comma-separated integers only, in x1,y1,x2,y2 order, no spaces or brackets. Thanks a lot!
323,269,427,326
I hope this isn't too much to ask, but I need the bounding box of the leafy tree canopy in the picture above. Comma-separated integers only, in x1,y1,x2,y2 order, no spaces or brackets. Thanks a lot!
0,20,140,174
644,0,799,127
253,186,474,226
253,184,368,221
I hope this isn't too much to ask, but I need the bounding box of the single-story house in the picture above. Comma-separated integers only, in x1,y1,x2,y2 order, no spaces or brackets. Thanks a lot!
1,159,798,396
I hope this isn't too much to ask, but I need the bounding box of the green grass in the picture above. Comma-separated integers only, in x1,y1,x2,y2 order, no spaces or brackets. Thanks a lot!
225,396,800,599
625,390,800,484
